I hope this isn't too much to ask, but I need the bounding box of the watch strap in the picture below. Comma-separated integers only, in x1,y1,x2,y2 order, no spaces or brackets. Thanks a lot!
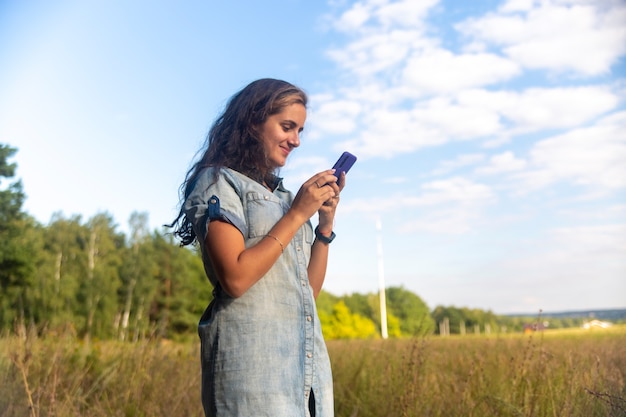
315,226,336,244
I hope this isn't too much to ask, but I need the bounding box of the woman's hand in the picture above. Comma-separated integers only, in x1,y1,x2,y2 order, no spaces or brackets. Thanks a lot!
317,171,345,233
288,169,340,224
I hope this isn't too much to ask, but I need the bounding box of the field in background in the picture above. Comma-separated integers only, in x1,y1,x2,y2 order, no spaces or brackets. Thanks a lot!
1,326,625,417
330,326,626,416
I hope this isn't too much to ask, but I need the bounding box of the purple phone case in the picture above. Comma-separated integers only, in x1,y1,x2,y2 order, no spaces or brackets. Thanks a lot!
332,151,357,179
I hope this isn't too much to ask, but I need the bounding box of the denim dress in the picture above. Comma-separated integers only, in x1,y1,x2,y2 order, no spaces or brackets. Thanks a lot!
184,167,334,417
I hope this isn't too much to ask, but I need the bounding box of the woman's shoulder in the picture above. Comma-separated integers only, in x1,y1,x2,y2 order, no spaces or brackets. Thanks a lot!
194,166,260,194
221,167,255,183
195,166,237,183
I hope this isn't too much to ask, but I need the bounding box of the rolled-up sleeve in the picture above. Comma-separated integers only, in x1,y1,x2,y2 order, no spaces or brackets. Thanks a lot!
183,168,247,244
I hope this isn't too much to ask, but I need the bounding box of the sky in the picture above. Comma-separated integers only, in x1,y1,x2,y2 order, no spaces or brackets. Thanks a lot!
1,0,625,315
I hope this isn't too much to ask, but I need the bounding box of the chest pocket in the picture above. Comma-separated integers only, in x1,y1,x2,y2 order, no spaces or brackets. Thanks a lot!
245,192,287,238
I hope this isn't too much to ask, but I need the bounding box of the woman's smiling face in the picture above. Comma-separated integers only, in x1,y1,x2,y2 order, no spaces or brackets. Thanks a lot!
257,102,306,168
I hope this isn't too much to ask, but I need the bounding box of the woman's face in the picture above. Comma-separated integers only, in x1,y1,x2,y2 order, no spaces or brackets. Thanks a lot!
257,102,306,168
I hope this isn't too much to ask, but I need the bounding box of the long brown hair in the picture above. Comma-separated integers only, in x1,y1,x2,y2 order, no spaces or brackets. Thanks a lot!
169,78,308,245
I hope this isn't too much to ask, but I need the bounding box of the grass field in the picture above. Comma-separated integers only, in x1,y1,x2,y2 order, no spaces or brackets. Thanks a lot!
1,326,625,417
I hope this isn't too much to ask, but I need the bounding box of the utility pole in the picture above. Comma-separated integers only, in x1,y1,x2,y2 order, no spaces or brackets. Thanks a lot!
376,218,388,339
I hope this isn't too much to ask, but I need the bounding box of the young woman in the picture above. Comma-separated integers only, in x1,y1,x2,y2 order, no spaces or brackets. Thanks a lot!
170,78,345,417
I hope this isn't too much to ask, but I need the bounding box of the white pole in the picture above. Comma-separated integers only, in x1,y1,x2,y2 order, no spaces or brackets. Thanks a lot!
376,218,388,339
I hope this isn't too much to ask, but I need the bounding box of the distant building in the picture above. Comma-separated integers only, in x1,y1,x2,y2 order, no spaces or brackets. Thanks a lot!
582,320,612,329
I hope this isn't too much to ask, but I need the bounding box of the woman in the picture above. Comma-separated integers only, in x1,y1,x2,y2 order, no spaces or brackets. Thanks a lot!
170,78,345,417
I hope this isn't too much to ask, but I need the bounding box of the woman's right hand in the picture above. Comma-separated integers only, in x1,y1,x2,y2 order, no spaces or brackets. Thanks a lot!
288,170,339,224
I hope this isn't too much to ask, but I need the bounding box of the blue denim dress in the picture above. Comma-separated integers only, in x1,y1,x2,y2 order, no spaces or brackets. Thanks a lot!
184,167,334,417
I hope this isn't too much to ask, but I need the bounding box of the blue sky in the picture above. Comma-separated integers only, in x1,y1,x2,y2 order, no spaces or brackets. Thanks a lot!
1,0,625,314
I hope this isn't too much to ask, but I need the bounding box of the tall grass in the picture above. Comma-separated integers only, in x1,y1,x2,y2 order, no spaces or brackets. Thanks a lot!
329,327,626,416
1,326,624,417
0,329,203,417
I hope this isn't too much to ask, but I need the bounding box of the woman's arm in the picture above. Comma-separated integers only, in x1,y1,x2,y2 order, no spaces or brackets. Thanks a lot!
307,233,331,298
307,171,345,298
205,170,339,298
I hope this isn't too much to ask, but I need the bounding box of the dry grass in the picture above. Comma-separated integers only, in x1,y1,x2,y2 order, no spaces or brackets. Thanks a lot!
329,326,626,417
0,329,203,417
1,326,624,417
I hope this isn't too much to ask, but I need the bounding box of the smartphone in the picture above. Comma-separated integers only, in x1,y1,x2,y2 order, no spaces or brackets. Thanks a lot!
332,151,357,185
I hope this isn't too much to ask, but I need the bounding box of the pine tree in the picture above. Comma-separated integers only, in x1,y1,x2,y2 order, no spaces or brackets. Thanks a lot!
0,144,35,331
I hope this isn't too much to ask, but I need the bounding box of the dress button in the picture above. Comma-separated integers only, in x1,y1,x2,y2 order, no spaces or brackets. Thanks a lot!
306,316,312,322
264,195,269,200
307,353,313,358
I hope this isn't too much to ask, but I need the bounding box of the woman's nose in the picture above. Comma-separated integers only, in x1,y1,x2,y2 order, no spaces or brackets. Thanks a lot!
289,132,300,148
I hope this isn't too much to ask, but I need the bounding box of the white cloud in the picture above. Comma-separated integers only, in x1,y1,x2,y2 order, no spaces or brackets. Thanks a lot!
458,86,619,132
432,153,486,175
339,97,503,158
476,151,527,174
419,177,495,205
332,84,619,159
373,0,438,28
500,0,536,12
319,0,625,246
400,178,496,234
333,0,438,32
548,223,626,262
413,98,503,139
342,176,494,215
334,1,372,32
317,0,624,160
514,111,626,191
458,0,626,75
308,97,362,138
402,48,521,94
340,107,446,158
326,0,438,78
326,29,429,78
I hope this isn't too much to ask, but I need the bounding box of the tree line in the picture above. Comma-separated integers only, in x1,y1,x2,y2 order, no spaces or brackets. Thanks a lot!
0,144,595,341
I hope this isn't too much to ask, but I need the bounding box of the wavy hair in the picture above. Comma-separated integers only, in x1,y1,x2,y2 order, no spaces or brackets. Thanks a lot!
169,78,308,245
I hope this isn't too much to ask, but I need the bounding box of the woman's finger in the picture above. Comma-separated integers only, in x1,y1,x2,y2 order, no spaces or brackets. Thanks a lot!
338,171,347,191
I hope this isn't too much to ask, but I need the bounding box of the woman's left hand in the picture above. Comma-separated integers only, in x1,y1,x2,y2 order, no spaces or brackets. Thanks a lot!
317,171,346,231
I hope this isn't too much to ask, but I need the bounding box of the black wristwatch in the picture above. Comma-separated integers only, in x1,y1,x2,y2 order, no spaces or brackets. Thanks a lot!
315,226,336,244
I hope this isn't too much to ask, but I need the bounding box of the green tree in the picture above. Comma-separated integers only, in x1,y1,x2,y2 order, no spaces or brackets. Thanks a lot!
432,305,465,334
0,144,36,331
117,211,159,341
343,292,374,319
432,305,504,335
36,214,88,333
151,233,211,340
386,286,435,336
80,213,124,339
